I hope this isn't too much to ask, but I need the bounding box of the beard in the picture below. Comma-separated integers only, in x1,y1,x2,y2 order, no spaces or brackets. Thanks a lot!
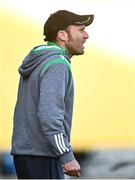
66,43,84,56
66,40,85,56
66,31,85,56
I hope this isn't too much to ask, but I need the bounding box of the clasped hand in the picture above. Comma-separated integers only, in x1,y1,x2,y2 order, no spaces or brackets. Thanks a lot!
63,159,81,177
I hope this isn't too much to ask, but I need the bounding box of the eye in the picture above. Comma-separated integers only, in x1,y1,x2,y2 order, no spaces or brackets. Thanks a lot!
80,28,85,32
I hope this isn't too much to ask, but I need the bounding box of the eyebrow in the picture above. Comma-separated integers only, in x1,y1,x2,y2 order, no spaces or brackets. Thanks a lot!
79,26,85,30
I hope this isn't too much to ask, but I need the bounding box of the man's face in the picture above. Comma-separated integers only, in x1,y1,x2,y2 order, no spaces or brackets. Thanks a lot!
65,25,89,56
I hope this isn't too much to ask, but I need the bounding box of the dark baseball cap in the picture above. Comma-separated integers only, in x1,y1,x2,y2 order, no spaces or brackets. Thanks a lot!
44,10,94,41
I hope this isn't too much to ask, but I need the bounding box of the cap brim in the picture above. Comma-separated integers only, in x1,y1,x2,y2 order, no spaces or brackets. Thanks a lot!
75,14,94,26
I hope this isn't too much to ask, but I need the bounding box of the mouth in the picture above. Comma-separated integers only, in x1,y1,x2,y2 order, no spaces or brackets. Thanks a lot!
83,40,86,44
82,41,86,48
82,40,86,47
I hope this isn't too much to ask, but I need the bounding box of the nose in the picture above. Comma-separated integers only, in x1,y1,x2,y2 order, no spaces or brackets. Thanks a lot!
84,31,89,39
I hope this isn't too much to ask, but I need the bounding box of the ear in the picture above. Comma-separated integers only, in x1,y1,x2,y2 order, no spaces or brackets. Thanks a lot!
57,30,68,41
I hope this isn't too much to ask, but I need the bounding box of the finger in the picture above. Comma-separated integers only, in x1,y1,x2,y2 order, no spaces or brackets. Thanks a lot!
76,171,81,177
64,170,80,177
69,171,77,177
65,167,80,172
64,170,75,176
64,172,74,176
63,169,74,176
63,168,75,174
74,169,81,177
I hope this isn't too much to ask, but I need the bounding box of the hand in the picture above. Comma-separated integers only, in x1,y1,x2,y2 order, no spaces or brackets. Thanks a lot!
63,159,81,177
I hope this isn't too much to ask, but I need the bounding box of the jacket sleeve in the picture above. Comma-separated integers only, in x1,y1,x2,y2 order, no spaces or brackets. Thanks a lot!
37,63,75,164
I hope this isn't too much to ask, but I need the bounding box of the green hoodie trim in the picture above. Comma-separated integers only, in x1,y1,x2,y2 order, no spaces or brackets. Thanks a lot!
47,41,68,56
31,41,68,56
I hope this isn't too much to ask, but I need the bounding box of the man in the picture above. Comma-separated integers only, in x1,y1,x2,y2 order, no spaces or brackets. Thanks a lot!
11,10,94,179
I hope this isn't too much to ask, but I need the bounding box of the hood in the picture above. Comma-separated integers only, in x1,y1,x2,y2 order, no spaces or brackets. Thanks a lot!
19,43,69,77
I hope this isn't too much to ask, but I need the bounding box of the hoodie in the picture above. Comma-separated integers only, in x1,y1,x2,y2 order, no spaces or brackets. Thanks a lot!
11,42,75,164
